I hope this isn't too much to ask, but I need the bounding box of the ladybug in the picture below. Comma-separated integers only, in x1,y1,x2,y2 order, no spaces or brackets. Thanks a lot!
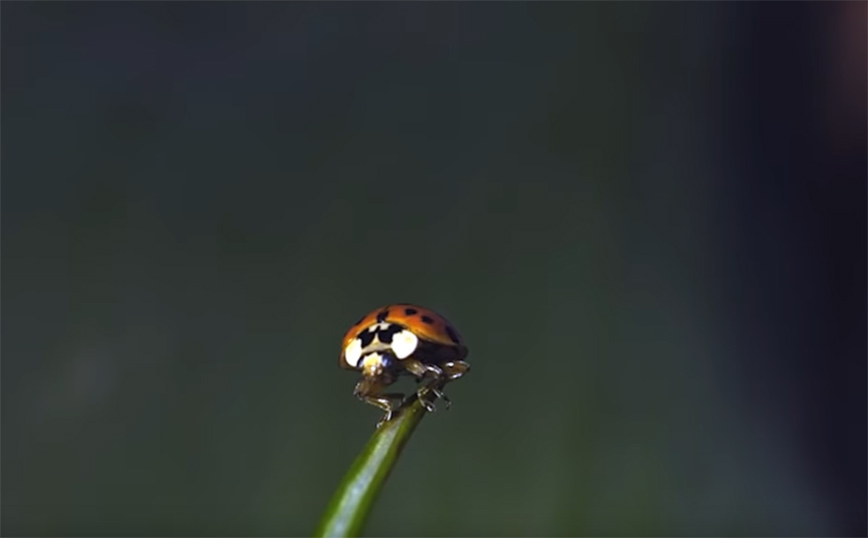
340,303,470,425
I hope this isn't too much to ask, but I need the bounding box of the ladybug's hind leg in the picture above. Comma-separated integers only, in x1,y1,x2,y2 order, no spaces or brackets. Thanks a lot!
401,358,466,412
426,386,451,410
420,361,470,410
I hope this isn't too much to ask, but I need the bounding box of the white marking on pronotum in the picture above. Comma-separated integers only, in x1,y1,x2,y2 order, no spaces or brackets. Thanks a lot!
344,338,363,367
391,329,419,360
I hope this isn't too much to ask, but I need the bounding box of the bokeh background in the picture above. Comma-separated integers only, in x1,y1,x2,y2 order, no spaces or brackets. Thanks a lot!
2,2,865,537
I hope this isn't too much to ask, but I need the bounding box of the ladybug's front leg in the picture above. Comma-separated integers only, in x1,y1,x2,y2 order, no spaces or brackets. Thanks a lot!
353,377,403,427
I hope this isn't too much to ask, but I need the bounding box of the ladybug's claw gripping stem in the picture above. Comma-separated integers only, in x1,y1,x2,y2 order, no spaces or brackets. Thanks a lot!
418,397,437,413
375,410,393,428
431,387,451,410
414,383,451,412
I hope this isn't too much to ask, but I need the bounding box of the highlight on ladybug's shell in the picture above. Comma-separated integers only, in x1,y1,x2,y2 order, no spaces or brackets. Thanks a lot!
339,303,470,426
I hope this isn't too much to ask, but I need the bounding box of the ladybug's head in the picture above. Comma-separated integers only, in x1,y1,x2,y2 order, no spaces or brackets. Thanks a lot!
358,351,396,378
352,355,397,398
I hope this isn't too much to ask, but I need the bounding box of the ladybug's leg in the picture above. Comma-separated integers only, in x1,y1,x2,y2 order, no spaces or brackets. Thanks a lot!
441,360,470,381
420,364,450,408
404,359,448,380
402,358,428,380
417,361,469,411
427,386,451,410
414,387,439,413
400,359,437,412
365,393,406,428
400,359,455,412
353,377,403,427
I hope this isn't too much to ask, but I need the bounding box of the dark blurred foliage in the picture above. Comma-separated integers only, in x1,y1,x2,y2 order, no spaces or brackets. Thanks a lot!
2,2,865,537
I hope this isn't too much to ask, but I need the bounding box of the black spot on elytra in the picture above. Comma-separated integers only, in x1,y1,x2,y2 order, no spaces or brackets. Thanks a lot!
377,324,403,344
376,309,389,322
404,308,418,316
445,325,461,344
421,315,434,324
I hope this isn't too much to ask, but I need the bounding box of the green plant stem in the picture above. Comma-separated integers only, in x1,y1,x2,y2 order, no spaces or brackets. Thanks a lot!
314,396,429,538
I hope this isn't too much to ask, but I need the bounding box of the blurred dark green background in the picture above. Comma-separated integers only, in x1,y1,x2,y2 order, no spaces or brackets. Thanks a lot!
2,2,865,537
